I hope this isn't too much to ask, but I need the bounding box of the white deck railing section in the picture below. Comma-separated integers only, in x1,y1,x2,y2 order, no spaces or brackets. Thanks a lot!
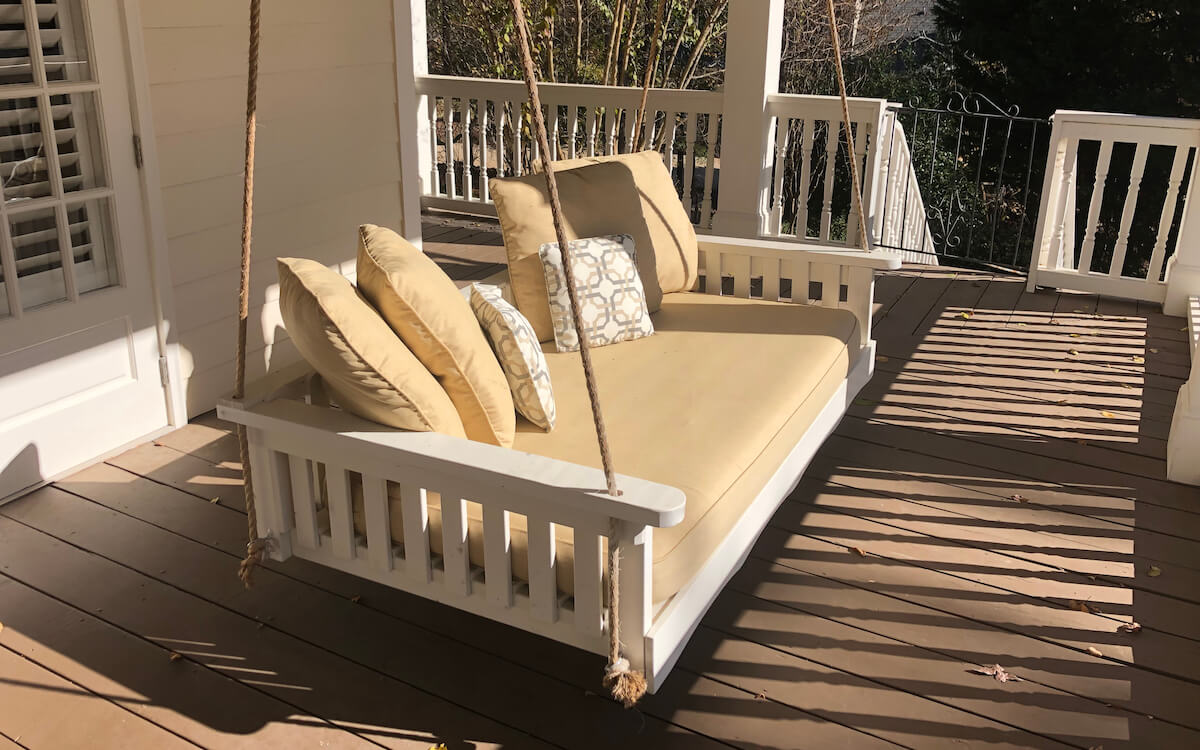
872,109,937,264
1027,111,1200,302
416,75,725,228
415,75,929,249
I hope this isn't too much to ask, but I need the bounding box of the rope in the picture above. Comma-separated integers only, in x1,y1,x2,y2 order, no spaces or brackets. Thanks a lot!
825,0,870,250
235,0,269,588
631,0,667,151
507,0,645,707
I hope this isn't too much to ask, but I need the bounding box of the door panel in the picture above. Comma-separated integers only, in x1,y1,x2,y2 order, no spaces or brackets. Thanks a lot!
0,0,168,499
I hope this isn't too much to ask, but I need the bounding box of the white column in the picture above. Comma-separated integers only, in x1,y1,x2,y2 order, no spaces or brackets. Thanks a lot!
1167,296,1199,486
1164,156,1200,316
394,0,433,249
710,0,784,239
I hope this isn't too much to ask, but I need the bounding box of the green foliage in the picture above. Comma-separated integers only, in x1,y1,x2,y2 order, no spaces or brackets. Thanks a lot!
934,0,1200,119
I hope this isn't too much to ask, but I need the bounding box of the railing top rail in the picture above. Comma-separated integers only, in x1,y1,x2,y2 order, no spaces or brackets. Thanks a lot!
1052,109,1200,132
766,93,885,123
416,74,724,110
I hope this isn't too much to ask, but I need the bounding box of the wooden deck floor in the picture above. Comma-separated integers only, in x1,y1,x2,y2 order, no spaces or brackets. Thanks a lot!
1,215,1198,749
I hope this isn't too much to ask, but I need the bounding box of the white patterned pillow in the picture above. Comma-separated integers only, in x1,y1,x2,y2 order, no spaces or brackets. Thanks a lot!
538,234,654,352
469,283,556,430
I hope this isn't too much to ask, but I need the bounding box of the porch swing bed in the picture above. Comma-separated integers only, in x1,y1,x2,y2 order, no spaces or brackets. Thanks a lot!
218,230,898,692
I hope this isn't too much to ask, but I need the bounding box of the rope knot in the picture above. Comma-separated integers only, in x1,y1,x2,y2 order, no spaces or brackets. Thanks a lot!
603,657,647,708
237,535,272,588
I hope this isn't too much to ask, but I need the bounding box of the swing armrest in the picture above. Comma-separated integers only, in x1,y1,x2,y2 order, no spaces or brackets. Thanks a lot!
217,395,686,530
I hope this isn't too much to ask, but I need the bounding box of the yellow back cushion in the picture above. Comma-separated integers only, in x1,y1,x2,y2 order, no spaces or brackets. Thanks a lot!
356,224,515,447
277,257,466,437
490,150,698,341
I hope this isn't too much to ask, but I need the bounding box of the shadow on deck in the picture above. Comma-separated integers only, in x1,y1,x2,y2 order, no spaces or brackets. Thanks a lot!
0,215,1196,749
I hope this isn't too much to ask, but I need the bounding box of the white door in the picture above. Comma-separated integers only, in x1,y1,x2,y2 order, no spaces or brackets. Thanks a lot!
0,0,168,499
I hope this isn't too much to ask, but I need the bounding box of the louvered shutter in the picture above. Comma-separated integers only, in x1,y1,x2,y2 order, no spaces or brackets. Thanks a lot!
0,0,115,316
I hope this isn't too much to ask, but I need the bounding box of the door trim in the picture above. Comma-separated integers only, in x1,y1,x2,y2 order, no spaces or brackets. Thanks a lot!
115,0,187,428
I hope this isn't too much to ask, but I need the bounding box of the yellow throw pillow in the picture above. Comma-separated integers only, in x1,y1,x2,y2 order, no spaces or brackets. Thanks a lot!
490,150,698,341
356,224,515,447
277,257,466,437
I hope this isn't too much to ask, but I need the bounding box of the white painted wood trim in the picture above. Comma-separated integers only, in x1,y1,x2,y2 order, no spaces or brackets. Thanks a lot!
393,0,431,249
117,0,185,428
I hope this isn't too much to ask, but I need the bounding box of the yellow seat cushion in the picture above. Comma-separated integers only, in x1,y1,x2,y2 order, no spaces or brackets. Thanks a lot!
356,224,515,446
277,257,466,438
352,292,859,602
490,150,699,341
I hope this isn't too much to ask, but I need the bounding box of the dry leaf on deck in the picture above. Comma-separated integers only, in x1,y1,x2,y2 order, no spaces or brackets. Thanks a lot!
210,497,220,504
754,690,768,701
1100,411,1116,418
1121,383,1133,389
1070,333,1081,338
1086,646,1104,657
1149,348,1158,354
958,312,973,319
1055,399,1069,405
850,547,867,557
169,652,182,662
1069,349,1079,356
1147,565,1162,577
1132,356,1145,363
1010,494,1027,503
1117,622,1142,634
970,664,1021,682
429,744,449,750
350,595,362,604
877,355,889,362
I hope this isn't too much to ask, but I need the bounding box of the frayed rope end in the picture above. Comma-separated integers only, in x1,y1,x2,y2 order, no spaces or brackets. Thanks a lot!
602,657,647,708
237,537,272,588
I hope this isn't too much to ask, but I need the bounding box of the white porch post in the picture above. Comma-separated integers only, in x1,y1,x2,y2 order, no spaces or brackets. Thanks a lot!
1167,297,1199,485
394,0,433,249
1164,158,1200,316
710,0,784,238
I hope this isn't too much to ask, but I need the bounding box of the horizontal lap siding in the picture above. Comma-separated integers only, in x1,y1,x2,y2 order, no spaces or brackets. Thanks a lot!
141,0,404,416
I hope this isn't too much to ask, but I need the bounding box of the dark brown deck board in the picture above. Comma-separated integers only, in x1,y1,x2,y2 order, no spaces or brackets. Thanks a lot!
1,217,1194,749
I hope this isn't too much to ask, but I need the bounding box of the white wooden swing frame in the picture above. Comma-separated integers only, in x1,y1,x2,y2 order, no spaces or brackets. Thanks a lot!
218,237,898,692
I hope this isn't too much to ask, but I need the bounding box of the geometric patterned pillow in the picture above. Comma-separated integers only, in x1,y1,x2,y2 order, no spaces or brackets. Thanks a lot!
469,283,556,430
538,234,654,352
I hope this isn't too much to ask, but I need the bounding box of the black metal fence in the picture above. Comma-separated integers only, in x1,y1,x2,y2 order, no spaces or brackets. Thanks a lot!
877,94,1052,271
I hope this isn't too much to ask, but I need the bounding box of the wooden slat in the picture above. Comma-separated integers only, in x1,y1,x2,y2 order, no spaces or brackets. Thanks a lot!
288,455,319,548
811,261,839,308
324,463,355,560
762,255,781,301
441,494,471,595
526,515,557,622
730,253,751,298
573,532,602,638
399,483,432,582
483,505,513,607
361,474,392,572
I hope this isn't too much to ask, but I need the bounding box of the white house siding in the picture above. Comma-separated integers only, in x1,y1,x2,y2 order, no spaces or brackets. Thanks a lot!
140,0,405,415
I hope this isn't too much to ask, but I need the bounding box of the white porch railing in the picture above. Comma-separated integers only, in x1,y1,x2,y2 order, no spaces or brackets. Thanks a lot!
872,108,937,264
414,74,930,251
1027,110,1200,305
415,75,725,228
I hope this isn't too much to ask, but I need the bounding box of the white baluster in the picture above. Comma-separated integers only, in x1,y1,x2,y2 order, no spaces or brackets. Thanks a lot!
769,116,789,235
1147,145,1191,282
794,119,814,239
820,121,839,241
1109,142,1150,277
462,98,474,200
445,99,457,199
1076,140,1113,274
683,112,698,221
701,112,719,229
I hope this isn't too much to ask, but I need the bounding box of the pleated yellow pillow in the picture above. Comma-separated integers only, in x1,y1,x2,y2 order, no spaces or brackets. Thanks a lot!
277,257,466,437
356,224,515,447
